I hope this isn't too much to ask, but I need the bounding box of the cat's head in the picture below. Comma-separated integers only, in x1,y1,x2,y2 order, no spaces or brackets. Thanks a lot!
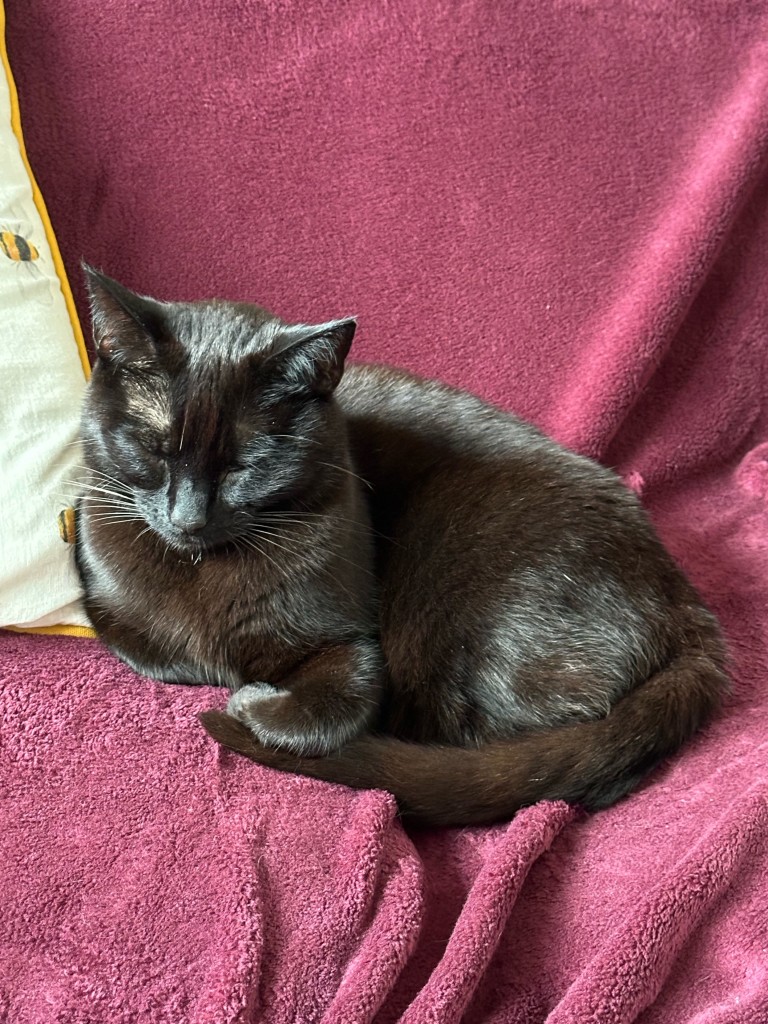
80,265,356,553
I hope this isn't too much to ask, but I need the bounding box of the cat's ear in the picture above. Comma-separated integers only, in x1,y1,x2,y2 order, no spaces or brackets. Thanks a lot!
83,263,165,367
269,318,357,396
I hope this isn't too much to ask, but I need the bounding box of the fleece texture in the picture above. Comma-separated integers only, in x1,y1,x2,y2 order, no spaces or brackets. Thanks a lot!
3,1,768,1021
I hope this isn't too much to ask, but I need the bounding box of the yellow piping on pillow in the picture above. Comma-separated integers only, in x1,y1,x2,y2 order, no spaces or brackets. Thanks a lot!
6,625,97,638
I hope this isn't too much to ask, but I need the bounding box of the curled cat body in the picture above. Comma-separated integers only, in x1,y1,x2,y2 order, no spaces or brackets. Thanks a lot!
75,266,728,826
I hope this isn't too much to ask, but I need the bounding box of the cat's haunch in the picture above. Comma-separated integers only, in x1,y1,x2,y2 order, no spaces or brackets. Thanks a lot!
76,266,728,826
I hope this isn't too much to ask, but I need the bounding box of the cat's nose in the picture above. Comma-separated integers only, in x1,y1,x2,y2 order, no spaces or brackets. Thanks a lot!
170,479,209,534
170,508,207,535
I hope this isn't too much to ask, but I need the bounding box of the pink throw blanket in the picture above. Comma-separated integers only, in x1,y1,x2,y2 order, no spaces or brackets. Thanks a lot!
3,2,767,1020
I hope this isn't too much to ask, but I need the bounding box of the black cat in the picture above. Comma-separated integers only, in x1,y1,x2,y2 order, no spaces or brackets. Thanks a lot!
75,266,728,825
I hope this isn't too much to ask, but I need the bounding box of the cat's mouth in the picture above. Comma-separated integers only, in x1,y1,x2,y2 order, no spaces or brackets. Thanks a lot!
169,534,207,554
140,517,211,556
146,512,261,558
161,523,239,557
151,529,205,557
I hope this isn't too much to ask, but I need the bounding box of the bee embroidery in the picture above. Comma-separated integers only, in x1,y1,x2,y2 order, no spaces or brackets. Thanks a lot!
0,210,54,305
0,228,40,264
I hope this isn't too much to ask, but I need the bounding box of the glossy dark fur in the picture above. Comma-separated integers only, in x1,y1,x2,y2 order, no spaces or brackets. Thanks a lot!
76,267,728,826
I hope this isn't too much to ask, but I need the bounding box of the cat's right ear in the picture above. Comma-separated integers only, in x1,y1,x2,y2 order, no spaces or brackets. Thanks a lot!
83,263,165,367
267,318,357,397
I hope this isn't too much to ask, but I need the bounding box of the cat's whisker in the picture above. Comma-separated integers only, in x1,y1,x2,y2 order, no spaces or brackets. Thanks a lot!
70,475,133,493
80,473,131,489
246,525,375,579
250,510,368,530
52,491,84,505
269,435,372,489
257,509,390,536
316,461,374,490
77,510,135,520
78,501,138,514
249,518,318,532
79,480,134,500
79,500,139,511
59,473,92,486
77,481,132,492
238,535,291,583
269,433,324,447
74,493,135,505
79,507,138,517
79,500,136,514
87,512,146,523
227,535,246,568
88,519,146,530
77,485,135,501
80,466,130,485
256,510,325,518
179,407,188,453
245,528,306,562
132,525,155,545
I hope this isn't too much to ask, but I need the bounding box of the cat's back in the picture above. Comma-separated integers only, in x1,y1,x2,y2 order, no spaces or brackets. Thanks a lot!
339,363,543,458
337,359,679,597
338,362,621,504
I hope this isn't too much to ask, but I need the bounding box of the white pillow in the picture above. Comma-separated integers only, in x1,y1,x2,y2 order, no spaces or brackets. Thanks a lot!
0,14,92,633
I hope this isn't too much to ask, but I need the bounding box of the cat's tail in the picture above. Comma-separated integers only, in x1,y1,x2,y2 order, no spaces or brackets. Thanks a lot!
198,639,728,826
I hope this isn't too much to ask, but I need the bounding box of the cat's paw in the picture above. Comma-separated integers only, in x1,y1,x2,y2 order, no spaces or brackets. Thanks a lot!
226,682,361,757
227,682,281,717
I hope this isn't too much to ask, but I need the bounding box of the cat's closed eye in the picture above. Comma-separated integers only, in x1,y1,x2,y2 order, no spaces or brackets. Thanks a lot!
219,465,248,484
135,434,171,461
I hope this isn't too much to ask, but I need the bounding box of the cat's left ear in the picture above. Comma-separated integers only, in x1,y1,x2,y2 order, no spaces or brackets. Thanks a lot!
269,318,357,396
83,263,166,366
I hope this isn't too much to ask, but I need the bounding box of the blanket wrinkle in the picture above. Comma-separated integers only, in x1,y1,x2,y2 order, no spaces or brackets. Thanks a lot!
320,825,424,1024
553,38,768,463
3,1,768,1021
397,803,575,1024
602,182,768,489
736,442,768,499
546,784,768,1024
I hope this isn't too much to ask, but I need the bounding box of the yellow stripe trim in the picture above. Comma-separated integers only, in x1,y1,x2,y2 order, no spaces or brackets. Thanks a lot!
6,624,97,638
0,2,90,379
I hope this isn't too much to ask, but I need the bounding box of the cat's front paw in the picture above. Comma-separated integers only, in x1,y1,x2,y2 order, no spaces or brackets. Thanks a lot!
226,682,363,757
227,682,280,722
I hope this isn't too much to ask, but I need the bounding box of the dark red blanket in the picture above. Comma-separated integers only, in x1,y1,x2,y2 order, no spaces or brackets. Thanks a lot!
3,2,767,1021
